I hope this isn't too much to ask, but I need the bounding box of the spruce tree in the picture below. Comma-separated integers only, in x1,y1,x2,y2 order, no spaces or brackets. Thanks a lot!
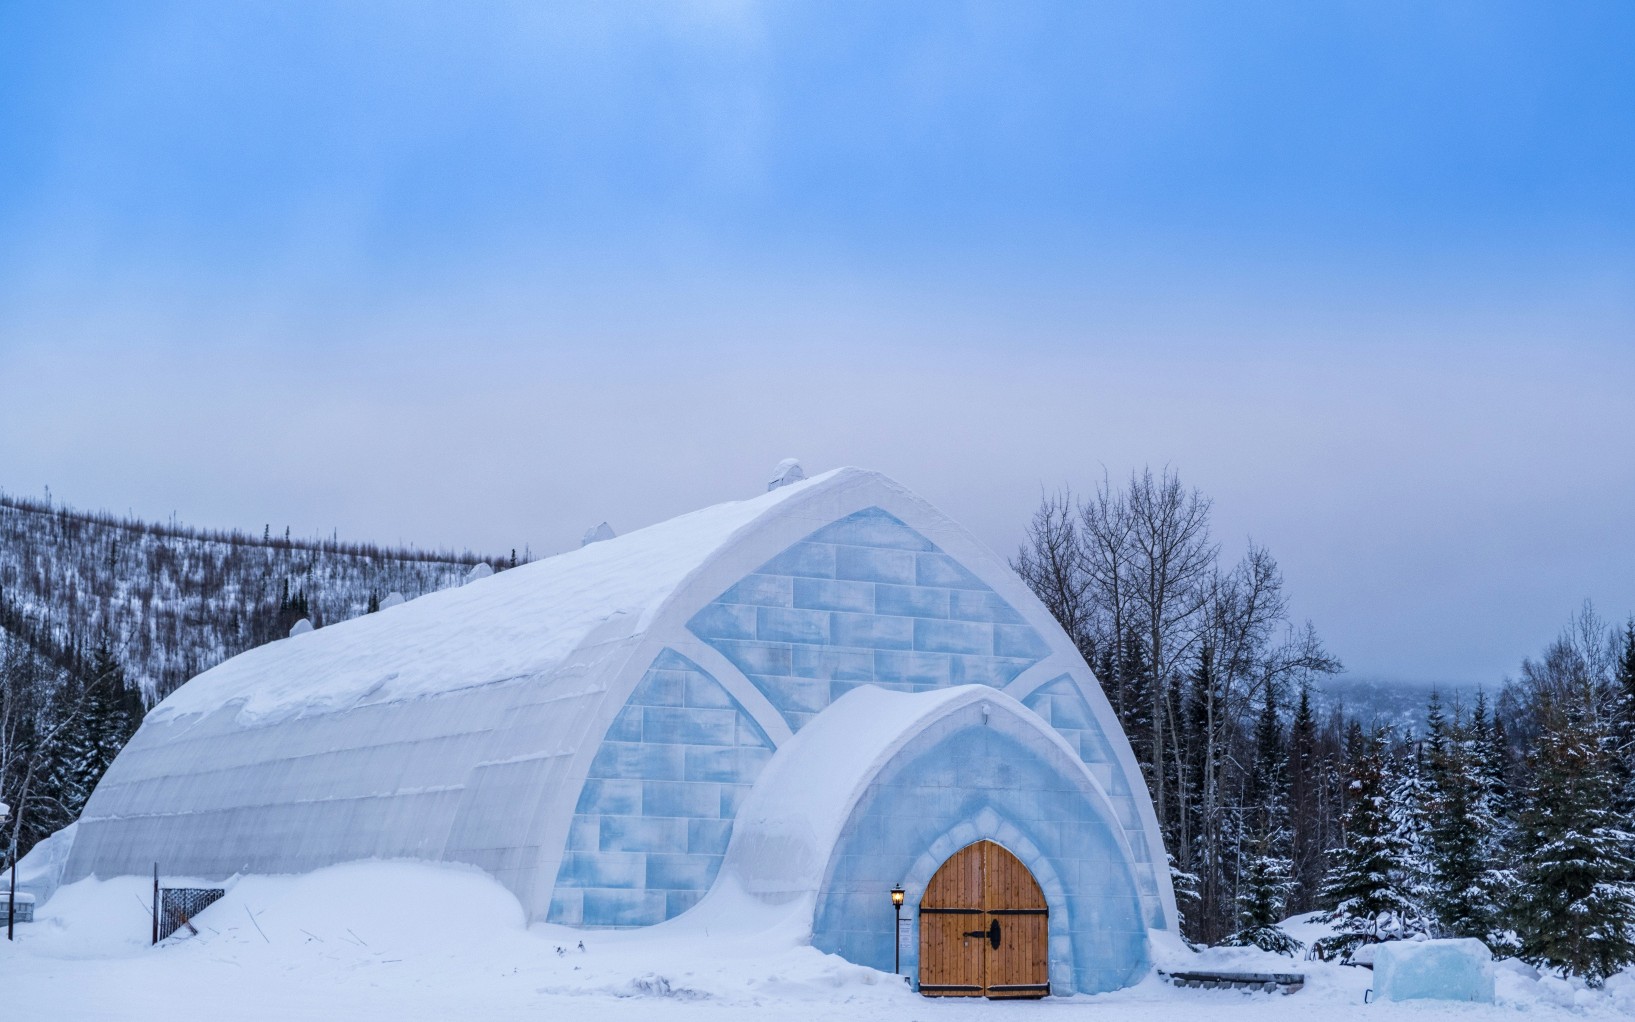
1426,699,1512,946
1614,619,1635,811
1318,729,1426,958
1168,851,1202,942
1287,682,1323,911
1385,739,1436,930
34,676,91,835
1510,691,1635,986
1223,684,1302,954
1424,690,1451,778
1117,625,1154,773
1227,846,1302,954
56,641,135,816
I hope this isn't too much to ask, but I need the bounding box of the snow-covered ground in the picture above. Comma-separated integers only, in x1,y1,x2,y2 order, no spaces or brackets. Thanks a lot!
3,861,1633,1022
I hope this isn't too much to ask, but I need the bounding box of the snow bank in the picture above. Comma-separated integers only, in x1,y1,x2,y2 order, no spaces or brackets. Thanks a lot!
10,822,75,903
3,859,923,1019
5,859,1635,1021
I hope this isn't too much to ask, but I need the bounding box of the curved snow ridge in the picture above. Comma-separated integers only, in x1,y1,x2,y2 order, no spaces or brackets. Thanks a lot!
149,469,857,724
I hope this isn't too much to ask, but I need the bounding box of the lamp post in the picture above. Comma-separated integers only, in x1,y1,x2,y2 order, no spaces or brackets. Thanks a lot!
891,884,906,975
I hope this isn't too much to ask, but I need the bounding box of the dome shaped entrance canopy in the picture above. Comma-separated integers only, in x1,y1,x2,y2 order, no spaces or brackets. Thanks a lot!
60,468,1175,947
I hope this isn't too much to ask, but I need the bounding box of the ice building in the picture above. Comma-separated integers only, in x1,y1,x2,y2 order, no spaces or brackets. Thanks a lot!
57,468,1175,996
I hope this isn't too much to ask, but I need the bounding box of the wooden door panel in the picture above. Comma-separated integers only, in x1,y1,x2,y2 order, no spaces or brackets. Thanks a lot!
981,841,1050,998
919,840,1050,999
919,841,986,997
918,909,985,996
986,912,1049,998
923,840,983,908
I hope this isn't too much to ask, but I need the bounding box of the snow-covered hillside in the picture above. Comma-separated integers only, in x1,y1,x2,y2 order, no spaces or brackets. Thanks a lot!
0,492,505,699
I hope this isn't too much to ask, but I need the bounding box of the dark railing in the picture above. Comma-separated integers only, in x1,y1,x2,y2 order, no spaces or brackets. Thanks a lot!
159,888,224,940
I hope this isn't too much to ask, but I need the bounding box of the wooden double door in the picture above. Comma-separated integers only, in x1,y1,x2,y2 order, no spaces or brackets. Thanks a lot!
918,840,1050,999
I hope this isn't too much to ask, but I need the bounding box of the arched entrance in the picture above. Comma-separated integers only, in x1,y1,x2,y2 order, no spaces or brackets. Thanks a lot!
918,840,1049,999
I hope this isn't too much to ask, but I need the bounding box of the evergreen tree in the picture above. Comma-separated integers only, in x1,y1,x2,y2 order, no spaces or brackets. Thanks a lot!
1614,619,1635,811
50,640,139,824
1246,681,1286,810
1168,851,1202,943
1117,625,1154,774
1510,690,1635,986
1318,729,1427,959
1424,690,1451,778
1385,738,1436,930
1223,684,1302,954
1425,700,1512,945
1227,845,1302,954
1287,682,1323,911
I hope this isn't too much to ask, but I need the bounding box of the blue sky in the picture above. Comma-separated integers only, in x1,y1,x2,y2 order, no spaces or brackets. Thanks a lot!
1,1,1631,685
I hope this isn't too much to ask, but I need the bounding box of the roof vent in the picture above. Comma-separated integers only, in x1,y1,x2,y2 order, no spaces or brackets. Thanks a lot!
581,522,616,546
767,458,805,491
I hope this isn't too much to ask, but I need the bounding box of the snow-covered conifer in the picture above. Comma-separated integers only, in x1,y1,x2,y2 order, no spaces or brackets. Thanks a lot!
1287,681,1324,912
1510,687,1635,987
1385,737,1436,929
1318,729,1428,958
1425,696,1513,947
1614,619,1635,811
1223,684,1302,954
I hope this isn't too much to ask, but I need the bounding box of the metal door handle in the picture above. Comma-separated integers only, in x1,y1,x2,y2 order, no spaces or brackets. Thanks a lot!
962,919,1001,949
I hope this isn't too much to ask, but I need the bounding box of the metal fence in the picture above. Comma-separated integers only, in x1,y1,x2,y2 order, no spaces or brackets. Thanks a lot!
159,887,223,940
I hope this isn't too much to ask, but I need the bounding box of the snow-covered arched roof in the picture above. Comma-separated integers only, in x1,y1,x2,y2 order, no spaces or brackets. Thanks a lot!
150,469,848,724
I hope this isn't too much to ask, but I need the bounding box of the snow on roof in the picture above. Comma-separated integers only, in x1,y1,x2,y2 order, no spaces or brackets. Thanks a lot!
151,468,852,724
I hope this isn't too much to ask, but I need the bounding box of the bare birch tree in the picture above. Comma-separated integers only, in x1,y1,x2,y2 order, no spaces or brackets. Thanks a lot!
1011,489,1092,660
1125,468,1217,835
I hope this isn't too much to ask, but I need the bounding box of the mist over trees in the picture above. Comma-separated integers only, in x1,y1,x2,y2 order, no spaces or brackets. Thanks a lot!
1015,470,1635,984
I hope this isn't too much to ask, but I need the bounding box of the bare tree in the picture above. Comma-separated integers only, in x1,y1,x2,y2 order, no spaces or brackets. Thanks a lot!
1011,489,1091,659
1125,468,1218,833
1078,476,1139,720
1508,600,1620,743
1013,468,1342,941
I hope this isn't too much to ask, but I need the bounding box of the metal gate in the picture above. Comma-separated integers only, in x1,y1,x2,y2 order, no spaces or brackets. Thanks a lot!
159,887,223,940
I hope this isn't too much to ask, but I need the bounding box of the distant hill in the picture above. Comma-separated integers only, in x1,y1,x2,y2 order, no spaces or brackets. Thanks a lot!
1312,674,1493,735
0,491,513,701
